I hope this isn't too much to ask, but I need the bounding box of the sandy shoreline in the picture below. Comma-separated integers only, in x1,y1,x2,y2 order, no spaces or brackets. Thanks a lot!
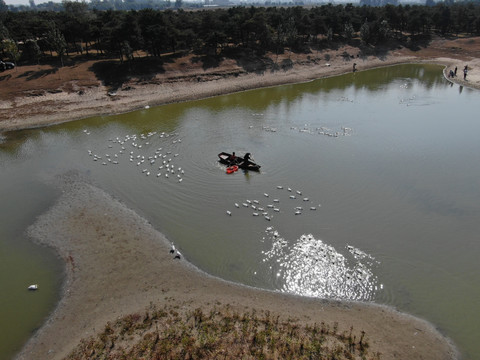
15,176,459,360
1,48,479,133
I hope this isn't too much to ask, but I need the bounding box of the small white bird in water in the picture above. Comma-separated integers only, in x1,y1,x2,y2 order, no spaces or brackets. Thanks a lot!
28,284,38,291
226,210,232,216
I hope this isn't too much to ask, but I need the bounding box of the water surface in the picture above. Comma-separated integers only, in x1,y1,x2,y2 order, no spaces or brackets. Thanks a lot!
1,64,478,359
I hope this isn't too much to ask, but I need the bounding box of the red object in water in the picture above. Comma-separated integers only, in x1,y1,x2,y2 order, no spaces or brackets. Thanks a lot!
226,165,238,174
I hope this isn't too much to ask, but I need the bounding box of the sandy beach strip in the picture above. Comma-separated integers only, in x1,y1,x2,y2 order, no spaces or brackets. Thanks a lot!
15,175,458,360
1,52,479,133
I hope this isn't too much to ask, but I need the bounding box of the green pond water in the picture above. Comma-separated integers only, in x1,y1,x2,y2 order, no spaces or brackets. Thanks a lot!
1,64,479,359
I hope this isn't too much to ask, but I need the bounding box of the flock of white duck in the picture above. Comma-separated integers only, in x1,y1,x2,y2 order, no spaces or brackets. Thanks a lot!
251,122,354,138
85,129,186,183
226,185,320,221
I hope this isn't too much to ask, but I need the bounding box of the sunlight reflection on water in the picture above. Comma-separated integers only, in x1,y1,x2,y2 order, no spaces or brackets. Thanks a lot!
262,229,380,301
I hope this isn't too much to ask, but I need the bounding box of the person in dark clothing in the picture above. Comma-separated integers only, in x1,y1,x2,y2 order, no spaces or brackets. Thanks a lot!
242,152,251,168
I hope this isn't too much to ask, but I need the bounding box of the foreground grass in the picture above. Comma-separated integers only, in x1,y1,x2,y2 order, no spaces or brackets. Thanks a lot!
66,303,381,360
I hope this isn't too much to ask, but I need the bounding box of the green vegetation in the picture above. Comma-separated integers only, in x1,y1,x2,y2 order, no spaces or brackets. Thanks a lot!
1,2,480,66
66,303,380,359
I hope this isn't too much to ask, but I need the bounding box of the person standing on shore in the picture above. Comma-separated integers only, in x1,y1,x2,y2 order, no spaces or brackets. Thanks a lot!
463,65,468,80
454,66,457,76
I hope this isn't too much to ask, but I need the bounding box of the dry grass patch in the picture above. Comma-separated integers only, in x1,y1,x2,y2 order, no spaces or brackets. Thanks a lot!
66,304,380,360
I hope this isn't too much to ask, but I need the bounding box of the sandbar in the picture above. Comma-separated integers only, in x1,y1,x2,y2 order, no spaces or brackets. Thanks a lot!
15,176,458,359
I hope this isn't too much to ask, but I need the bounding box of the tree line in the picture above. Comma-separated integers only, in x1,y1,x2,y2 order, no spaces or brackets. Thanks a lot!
1,2,480,66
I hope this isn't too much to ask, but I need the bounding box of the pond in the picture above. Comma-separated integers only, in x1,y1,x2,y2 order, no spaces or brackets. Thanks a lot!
1,64,479,360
